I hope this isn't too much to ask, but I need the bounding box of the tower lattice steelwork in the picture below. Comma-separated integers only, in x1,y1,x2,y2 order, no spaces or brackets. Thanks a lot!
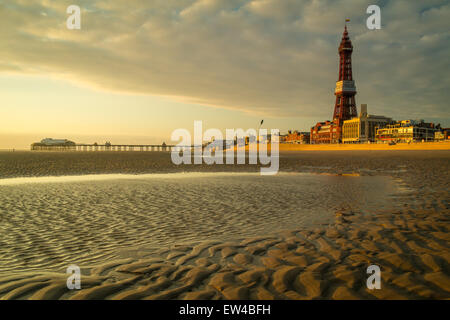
333,25,357,126
311,24,358,144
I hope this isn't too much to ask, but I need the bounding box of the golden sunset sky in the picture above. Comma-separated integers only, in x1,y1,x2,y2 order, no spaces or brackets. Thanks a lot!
1,0,449,148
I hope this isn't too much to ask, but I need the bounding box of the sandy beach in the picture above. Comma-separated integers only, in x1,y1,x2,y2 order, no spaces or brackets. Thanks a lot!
0,150,449,299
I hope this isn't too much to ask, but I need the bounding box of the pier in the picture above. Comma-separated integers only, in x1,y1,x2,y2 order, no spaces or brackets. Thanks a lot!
30,143,189,152
30,138,213,152
75,144,174,152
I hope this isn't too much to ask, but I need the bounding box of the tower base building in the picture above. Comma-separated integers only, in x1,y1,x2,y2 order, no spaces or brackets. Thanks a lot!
342,104,392,143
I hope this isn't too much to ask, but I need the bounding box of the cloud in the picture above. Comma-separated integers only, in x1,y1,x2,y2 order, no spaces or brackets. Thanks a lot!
1,0,449,122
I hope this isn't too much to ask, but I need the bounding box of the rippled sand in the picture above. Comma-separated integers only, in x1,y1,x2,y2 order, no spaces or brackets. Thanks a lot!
0,172,401,274
0,150,448,299
1,209,448,300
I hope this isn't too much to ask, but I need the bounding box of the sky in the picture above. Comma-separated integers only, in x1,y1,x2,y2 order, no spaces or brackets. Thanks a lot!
0,0,449,149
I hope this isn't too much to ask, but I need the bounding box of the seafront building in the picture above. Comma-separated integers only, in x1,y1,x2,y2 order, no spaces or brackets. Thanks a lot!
31,138,76,151
375,120,438,143
342,104,392,143
434,128,450,141
280,131,310,144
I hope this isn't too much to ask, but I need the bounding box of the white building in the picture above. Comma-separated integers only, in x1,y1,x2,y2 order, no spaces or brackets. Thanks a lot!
342,104,392,143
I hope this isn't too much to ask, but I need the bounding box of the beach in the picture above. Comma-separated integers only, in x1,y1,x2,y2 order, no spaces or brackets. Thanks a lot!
0,150,449,299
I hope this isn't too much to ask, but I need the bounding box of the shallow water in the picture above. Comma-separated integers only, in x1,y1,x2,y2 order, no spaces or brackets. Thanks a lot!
0,172,405,274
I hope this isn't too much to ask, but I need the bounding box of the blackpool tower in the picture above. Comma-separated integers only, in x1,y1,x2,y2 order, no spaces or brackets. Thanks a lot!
310,24,358,144
333,25,357,125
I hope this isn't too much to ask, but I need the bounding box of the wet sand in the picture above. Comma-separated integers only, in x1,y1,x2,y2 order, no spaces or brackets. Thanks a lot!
0,150,449,178
0,150,449,299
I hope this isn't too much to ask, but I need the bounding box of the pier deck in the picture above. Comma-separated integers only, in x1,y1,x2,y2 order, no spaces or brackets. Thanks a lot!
31,144,180,152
